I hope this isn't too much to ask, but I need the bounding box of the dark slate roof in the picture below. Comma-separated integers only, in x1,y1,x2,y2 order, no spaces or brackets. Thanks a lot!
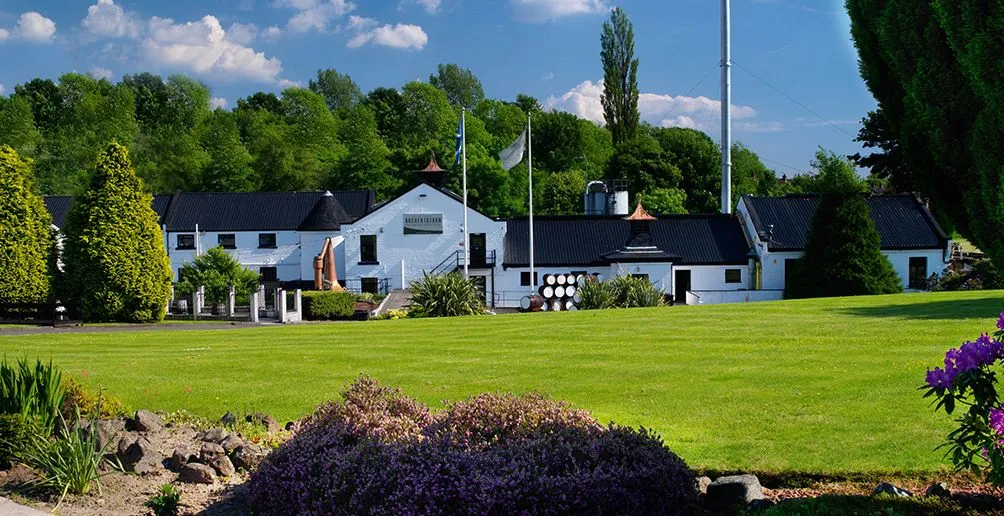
44,194,172,228
503,215,751,267
298,191,351,231
742,194,949,251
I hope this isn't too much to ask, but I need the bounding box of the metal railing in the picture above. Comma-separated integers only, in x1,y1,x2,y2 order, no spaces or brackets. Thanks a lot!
427,250,497,277
342,278,392,296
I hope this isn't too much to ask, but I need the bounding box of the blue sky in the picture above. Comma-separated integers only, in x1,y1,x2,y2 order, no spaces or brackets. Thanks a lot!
0,0,874,176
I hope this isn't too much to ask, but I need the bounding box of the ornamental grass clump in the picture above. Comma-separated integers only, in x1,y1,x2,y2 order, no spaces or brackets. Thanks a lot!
247,377,699,515
409,272,487,317
923,312,1004,485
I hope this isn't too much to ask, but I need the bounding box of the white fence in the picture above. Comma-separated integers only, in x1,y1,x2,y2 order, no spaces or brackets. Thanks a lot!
685,290,785,305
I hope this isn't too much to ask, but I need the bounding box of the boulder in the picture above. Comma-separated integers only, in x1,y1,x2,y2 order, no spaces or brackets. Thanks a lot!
200,442,226,463
117,437,162,474
220,412,238,427
220,434,245,454
696,476,712,496
705,474,765,509
168,447,191,472
925,482,950,498
179,463,216,484
232,444,267,471
95,419,125,451
873,483,912,498
210,456,236,477
133,410,163,433
202,428,228,443
247,412,281,433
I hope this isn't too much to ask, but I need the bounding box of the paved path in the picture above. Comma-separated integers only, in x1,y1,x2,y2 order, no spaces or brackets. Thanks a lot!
0,496,49,515
381,289,412,312
0,322,273,336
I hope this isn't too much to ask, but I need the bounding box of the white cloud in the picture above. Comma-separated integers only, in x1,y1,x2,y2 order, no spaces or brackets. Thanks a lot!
210,97,228,109
545,79,772,135
142,15,287,84
541,72,555,81
399,0,442,15
346,16,427,50
275,0,356,33
88,67,113,80
510,0,608,22
0,12,57,42
226,22,258,45
82,0,141,39
263,25,282,40
0,84,5,95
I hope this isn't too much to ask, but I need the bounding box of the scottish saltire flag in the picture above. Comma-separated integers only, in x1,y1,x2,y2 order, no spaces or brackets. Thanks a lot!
454,117,464,165
499,130,527,171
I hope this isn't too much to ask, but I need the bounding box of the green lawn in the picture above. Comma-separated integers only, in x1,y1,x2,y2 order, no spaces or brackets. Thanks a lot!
2,291,1002,475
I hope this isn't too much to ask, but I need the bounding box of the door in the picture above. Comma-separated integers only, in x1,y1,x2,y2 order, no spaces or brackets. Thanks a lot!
469,233,487,268
674,270,691,305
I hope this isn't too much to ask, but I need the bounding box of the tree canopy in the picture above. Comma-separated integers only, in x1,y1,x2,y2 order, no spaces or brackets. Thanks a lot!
601,7,640,146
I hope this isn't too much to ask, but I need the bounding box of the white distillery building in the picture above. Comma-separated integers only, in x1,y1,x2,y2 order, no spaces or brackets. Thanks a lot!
43,166,952,309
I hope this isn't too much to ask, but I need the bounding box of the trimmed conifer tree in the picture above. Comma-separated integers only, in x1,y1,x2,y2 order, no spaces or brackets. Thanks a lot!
63,143,172,322
0,146,54,300
785,150,902,299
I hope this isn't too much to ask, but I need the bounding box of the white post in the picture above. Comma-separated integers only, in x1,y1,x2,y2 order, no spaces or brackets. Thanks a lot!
277,289,287,323
462,108,469,277
528,114,535,295
257,285,265,308
250,291,259,322
227,285,235,318
195,223,201,256
294,289,302,318
400,259,406,290
720,0,732,215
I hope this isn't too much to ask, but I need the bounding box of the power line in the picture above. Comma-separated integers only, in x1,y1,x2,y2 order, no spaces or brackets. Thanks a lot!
731,60,858,139
662,62,720,121
759,156,803,173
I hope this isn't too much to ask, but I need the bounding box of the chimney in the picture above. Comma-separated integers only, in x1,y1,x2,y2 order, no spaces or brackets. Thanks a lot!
417,152,446,189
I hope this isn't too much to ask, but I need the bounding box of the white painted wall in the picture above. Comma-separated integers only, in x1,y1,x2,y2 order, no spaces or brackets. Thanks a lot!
884,249,949,290
167,230,305,282
758,251,803,291
298,232,345,285
675,264,751,292
341,183,506,293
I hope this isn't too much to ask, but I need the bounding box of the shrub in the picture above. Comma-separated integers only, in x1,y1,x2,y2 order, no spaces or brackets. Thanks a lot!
373,308,408,320
304,376,432,442
0,358,66,435
785,150,902,299
247,378,698,515
174,246,259,307
60,379,128,420
409,272,487,317
62,143,172,322
0,413,45,468
578,275,665,309
145,484,184,516
929,259,1003,292
0,145,54,301
302,291,356,320
21,409,118,500
922,312,1004,485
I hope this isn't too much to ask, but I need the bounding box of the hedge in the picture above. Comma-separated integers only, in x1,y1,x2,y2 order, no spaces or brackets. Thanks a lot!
62,143,172,322
0,146,54,301
302,291,357,320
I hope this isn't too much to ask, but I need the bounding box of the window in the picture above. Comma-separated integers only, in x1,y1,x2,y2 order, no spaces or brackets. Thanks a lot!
218,234,236,249
520,271,538,286
361,277,379,294
260,266,277,282
360,235,378,264
176,234,195,250
725,269,742,284
909,257,928,290
258,233,277,249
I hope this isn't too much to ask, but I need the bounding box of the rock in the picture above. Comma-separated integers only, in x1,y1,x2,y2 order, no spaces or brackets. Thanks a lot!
134,410,163,433
200,442,226,463
220,412,238,427
168,447,190,472
95,420,124,451
247,412,281,433
232,444,267,471
873,483,912,498
696,476,712,495
926,482,950,498
179,463,216,484
117,437,162,474
705,474,765,509
210,456,236,477
220,434,245,454
202,428,228,443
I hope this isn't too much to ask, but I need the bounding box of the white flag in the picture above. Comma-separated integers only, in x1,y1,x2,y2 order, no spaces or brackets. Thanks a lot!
498,130,527,171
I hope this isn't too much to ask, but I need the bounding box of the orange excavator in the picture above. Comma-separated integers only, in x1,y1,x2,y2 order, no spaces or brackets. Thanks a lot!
313,237,344,291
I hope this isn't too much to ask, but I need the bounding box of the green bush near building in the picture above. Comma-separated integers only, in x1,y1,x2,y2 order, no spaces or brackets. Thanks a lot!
0,145,54,301
302,291,357,320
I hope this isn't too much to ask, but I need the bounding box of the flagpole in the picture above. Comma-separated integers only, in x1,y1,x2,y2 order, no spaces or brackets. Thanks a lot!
528,114,535,295
462,108,469,277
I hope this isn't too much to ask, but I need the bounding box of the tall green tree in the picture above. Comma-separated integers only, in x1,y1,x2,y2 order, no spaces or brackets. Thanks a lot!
607,135,682,207
429,64,485,111
331,105,397,197
0,96,43,158
280,87,343,190
651,127,719,213
641,188,687,215
364,87,407,142
0,146,53,300
731,142,779,206
196,111,256,191
600,7,640,146
12,79,62,135
62,143,172,322
540,169,587,215
785,150,902,299
309,69,363,114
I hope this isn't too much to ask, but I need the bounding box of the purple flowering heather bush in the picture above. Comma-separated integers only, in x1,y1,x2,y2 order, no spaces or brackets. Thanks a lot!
923,312,1004,485
247,377,699,515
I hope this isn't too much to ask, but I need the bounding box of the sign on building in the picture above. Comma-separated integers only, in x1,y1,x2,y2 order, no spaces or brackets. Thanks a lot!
403,213,443,234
